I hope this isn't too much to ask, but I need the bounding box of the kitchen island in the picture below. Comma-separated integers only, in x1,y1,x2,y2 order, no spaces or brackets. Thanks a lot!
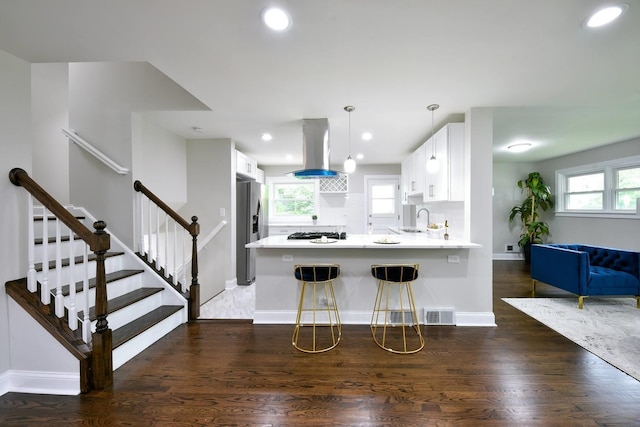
246,234,495,327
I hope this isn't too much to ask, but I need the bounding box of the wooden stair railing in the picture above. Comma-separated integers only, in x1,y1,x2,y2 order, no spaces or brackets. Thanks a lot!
133,180,200,320
8,167,113,390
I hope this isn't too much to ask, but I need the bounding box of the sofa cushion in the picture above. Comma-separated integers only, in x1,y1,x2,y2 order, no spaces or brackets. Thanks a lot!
589,266,639,291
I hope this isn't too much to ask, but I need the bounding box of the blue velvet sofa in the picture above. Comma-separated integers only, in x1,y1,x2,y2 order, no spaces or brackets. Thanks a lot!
530,244,640,309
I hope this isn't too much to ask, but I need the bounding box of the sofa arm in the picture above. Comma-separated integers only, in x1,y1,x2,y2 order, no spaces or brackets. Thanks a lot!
531,244,590,295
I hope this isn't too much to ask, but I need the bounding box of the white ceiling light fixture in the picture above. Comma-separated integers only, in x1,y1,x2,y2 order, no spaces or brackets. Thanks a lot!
261,133,273,141
507,142,532,153
343,106,356,174
585,4,628,28
426,104,440,174
261,7,292,32
356,153,364,160
362,132,372,141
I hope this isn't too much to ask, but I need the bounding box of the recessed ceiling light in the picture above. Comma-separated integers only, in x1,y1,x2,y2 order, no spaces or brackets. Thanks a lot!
362,132,372,141
261,7,292,32
507,142,532,153
585,4,628,28
285,154,293,160
356,153,364,160
261,133,273,141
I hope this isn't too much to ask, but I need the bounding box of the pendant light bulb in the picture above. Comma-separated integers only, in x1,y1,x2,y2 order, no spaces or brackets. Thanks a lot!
426,103,440,174
344,106,356,174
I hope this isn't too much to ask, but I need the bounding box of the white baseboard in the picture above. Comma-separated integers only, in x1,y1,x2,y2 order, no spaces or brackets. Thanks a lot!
1,369,80,396
493,253,524,260
225,278,237,290
253,310,497,327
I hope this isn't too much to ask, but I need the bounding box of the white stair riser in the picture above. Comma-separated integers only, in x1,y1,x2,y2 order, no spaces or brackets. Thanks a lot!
34,239,88,262
112,309,184,370
59,273,146,313
92,292,164,332
36,255,124,290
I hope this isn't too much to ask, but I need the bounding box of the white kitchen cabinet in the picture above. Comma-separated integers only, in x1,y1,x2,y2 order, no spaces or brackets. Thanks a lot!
409,143,426,197
401,156,411,204
423,123,464,202
236,149,258,179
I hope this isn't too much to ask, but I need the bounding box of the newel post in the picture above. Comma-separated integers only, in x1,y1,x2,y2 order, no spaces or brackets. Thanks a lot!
91,220,113,389
189,216,200,320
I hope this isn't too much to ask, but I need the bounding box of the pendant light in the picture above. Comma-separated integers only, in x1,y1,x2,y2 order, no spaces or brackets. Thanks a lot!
343,106,356,174
426,103,440,174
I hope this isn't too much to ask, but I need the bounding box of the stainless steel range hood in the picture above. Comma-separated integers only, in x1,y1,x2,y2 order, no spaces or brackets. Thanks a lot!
287,118,342,178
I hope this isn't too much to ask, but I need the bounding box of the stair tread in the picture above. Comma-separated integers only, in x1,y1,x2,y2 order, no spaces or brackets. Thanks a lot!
34,235,82,245
112,305,183,349
34,251,125,272
34,215,86,221
60,269,145,296
79,287,163,320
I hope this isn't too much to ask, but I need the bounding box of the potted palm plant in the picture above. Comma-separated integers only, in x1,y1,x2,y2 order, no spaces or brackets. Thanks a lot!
508,171,554,263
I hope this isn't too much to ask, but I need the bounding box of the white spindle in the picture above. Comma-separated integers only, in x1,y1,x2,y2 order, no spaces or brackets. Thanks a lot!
54,218,64,318
67,222,78,330
41,207,50,305
155,203,161,270
82,245,91,343
137,191,144,254
173,221,178,285
182,228,187,292
147,196,153,261
164,213,169,278
27,195,36,292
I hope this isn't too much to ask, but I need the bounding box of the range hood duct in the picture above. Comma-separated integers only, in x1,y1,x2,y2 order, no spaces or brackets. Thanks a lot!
287,118,342,178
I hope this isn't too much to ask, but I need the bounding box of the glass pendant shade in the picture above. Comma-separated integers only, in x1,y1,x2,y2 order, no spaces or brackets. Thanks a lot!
344,156,356,173
426,155,440,173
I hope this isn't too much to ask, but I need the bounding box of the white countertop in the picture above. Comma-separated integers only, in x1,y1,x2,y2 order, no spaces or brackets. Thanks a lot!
247,234,481,249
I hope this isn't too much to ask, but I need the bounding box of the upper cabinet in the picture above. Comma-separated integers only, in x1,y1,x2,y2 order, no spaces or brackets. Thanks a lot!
400,122,464,204
401,143,426,204
423,123,464,202
236,149,258,180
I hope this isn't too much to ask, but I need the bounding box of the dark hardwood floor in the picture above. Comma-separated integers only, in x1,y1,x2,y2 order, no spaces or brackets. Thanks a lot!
1,261,640,426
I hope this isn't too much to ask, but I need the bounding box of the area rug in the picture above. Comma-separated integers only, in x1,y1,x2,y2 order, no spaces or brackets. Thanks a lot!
502,297,640,381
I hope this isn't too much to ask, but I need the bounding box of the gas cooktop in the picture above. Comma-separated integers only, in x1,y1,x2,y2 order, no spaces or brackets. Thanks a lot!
287,231,347,240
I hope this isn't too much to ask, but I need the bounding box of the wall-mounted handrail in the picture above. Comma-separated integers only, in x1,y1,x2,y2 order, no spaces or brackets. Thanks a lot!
62,128,129,175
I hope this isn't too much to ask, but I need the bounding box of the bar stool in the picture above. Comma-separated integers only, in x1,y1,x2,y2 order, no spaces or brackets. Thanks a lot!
292,264,341,353
370,264,424,354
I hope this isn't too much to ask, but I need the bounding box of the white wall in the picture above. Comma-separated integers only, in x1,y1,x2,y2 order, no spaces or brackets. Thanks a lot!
536,137,640,251
132,113,187,211
181,139,235,302
31,63,70,204
492,161,538,258
68,61,208,248
0,50,32,393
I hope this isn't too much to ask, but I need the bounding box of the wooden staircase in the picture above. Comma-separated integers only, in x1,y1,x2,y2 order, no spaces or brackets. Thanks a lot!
6,208,188,393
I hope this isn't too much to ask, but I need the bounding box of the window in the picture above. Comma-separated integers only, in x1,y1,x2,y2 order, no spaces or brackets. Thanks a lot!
556,155,640,217
267,177,319,221
615,167,640,210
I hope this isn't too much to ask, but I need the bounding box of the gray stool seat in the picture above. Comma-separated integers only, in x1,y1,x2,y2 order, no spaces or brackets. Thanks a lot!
370,264,424,354
292,264,341,353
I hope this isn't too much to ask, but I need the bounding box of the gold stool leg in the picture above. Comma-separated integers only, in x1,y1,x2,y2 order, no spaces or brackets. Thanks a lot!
370,280,424,354
292,279,341,353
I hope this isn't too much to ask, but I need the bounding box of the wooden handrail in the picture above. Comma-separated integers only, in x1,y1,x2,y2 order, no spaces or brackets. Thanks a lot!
134,180,200,320
9,167,113,390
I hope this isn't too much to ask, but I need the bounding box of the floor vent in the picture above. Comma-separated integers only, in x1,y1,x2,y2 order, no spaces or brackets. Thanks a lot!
424,308,456,325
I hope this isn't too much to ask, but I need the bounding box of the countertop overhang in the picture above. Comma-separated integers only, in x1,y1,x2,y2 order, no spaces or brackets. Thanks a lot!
247,234,482,249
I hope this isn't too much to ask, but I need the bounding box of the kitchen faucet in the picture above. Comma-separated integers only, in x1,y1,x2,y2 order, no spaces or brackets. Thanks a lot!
416,207,430,225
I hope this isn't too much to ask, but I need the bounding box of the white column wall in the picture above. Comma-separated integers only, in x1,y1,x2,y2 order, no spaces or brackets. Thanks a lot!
0,50,32,393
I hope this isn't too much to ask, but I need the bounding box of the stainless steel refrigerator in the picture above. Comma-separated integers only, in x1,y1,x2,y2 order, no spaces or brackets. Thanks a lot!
236,180,267,285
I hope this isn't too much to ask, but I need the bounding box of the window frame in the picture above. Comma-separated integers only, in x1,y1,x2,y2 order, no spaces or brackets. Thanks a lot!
555,155,640,219
266,176,320,223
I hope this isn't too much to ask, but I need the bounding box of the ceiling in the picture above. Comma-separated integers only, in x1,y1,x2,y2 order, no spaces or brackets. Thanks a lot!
1,0,639,166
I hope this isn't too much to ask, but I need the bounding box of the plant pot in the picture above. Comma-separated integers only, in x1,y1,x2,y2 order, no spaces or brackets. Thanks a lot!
523,242,532,264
